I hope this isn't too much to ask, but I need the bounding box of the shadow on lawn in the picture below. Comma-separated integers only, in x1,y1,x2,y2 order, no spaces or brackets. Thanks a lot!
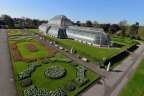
113,43,125,48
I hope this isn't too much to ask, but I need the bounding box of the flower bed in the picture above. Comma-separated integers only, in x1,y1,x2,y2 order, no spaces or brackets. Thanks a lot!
11,42,17,49
45,66,66,79
23,86,66,96
36,40,56,58
18,62,41,80
65,83,75,91
36,40,45,46
74,66,89,87
12,50,22,61
25,44,38,52
22,58,37,63
21,79,32,87
44,46,56,57
50,58,72,63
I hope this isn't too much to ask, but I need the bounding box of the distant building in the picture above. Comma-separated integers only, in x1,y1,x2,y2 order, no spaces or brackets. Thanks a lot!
38,15,112,46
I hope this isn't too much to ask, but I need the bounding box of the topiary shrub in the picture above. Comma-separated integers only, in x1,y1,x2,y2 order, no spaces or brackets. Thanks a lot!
21,79,32,87
65,83,75,91
71,62,78,67
38,57,45,60
45,66,66,79
42,60,49,64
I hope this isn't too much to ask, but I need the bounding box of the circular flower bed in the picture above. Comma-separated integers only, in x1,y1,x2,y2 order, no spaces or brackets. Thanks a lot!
45,66,66,79
65,83,75,91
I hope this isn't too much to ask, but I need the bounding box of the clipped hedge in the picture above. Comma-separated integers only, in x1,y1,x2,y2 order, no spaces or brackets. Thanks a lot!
71,62,78,67
18,62,41,80
50,58,72,63
65,83,75,91
74,66,89,87
21,79,32,87
23,86,66,96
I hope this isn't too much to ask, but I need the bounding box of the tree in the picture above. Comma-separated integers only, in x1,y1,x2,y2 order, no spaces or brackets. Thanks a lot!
85,20,92,27
118,20,127,26
127,22,139,39
108,24,120,34
75,21,81,26
138,27,144,40
1,15,14,28
99,24,110,32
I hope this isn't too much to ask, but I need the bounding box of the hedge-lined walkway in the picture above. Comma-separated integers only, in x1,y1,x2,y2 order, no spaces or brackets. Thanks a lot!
80,42,144,96
0,29,18,96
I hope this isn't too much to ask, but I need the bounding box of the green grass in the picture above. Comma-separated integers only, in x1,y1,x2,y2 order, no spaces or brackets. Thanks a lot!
8,29,99,96
17,42,50,58
58,39,119,59
120,59,144,96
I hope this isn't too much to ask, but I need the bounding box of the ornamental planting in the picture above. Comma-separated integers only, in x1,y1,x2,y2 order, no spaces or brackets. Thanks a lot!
25,44,38,52
18,62,41,80
23,86,66,96
12,50,22,61
11,42,17,49
45,66,66,79
74,66,89,87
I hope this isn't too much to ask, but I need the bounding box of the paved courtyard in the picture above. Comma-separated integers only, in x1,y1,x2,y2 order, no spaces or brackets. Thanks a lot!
0,29,18,96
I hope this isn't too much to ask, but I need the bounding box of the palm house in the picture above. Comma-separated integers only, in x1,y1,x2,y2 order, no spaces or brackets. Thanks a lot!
38,15,112,46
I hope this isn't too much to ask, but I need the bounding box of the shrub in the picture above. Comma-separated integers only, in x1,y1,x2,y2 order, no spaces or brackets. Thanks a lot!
65,83,75,91
50,58,72,63
21,79,32,87
24,44,38,52
74,66,89,87
38,57,44,60
42,60,49,64
12,50,22,61
45,66,66,79
23,86,66,96
71,62,78,67
18,62,41,80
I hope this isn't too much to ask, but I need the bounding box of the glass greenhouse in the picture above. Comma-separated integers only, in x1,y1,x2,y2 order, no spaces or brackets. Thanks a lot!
38,15,112,46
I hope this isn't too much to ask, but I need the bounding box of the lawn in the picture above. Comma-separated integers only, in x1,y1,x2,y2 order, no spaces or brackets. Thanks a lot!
26,29,135,68
120,59,144,96
8,29,99,96
17,42,50,58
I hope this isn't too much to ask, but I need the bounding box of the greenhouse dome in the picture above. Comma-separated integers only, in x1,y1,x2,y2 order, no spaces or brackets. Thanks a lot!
38,15,112,46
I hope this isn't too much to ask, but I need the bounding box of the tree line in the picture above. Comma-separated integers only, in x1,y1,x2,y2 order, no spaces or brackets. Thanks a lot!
0,14,47,29
0,14,144,40
74,20,144,40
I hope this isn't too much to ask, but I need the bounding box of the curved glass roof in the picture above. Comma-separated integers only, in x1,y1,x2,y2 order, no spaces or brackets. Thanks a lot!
38,15,112,45
48,15,73,28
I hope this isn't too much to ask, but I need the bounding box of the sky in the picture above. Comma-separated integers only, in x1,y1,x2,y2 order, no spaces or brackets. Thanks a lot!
0,0,144,25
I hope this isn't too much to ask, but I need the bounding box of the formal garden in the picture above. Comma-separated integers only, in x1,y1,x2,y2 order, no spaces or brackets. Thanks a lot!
7,29,99,96
26,29,138,69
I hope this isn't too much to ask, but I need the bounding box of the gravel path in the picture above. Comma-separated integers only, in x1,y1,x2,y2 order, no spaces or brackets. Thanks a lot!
0,29,18,96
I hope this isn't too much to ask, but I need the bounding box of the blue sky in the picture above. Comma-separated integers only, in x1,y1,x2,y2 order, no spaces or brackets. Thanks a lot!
0,0,144,25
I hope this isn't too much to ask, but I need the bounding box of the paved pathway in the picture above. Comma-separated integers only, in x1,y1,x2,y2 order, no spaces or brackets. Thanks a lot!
80,42,144,96
0,29,18,96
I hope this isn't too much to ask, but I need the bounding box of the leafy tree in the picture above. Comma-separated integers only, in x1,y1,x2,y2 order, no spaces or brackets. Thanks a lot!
85,20,92,27
99,24,110,32
108,24,120,34
1,15,14,28
127,22,139,39
75,21,81,26
138,27,144,40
